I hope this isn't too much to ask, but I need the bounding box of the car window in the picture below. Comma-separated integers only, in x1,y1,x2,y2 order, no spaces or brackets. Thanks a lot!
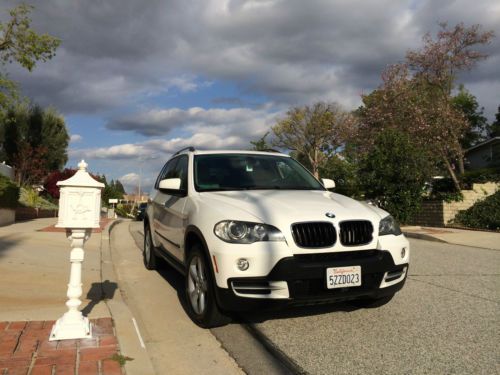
155,158,179,188
194,154,324,192
173,155,188,191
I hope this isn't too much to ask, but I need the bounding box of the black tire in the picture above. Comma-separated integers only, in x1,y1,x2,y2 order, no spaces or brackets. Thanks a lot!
185,245,230,328
349,294,395,308
143,224,158,270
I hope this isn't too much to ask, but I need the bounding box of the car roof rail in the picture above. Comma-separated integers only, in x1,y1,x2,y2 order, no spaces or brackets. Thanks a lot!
173,146,195,156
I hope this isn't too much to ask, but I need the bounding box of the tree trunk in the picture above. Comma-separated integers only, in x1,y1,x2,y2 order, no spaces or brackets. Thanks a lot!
443,156,461,191
312,163,319,179
457,155,465,175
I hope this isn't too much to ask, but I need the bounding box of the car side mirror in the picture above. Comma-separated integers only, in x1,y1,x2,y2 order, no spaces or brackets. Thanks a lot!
322,178,335,189
159,178,181,191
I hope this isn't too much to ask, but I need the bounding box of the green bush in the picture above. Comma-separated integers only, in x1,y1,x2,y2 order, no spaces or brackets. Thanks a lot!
453,190,500,230
359,129,434,223
115,203,135,218
462,167,500,187
19,187,57,209
0,174,20,209
427,178,463,202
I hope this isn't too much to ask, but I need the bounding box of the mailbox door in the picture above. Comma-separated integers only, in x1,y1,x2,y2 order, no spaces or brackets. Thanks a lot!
152,155,188,261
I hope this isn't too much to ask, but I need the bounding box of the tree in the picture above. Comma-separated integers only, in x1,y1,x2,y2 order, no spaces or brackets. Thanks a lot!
358,23,494,191
272,102,356,178
452,86,488,149
249,132,272,151
0,4,60,115
114,180,126,195
2,103,68,185
359,129,435,223
44,168,110,202
489,105,500,137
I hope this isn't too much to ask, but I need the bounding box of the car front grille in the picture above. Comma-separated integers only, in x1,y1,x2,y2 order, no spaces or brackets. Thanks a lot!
339,220,373,246
291,222,336,248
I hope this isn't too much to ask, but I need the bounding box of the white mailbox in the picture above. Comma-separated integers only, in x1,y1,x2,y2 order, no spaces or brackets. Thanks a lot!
50,160,105,341
56,160,104,228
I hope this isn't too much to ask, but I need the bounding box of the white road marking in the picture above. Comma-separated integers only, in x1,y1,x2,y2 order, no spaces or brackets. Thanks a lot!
132,317,146,348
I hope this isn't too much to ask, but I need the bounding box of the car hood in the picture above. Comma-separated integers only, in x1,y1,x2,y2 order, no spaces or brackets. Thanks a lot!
199,190,385,227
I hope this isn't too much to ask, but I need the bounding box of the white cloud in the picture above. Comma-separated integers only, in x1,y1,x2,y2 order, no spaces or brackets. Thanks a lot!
119,172,140,185
3,0,497,118
70,134,82,142
107,105,282,136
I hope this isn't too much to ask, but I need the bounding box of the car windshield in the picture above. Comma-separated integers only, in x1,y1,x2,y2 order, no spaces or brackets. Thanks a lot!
194,153,325,192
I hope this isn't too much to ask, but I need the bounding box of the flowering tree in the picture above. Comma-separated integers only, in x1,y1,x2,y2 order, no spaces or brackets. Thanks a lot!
359,23,494,191
272,102,357,178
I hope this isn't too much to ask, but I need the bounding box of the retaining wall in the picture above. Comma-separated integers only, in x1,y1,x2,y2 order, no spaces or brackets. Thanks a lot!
15,207,58,222
0,208,15,226
411,182,499,227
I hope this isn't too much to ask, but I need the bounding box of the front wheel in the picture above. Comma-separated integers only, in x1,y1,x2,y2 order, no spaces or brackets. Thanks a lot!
185,245,230,328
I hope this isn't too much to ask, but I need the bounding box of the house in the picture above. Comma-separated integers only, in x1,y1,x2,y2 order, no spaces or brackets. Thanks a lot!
465,137,500,170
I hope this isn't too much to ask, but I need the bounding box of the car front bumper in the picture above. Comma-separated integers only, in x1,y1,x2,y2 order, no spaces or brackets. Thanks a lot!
214,249,408,312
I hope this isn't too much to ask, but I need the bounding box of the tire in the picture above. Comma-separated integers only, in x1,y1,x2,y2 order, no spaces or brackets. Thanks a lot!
349,294,395,308
143,224,158,270
185,245,230,328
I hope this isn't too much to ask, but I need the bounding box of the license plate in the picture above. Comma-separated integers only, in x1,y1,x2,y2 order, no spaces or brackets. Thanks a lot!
326,266,362,289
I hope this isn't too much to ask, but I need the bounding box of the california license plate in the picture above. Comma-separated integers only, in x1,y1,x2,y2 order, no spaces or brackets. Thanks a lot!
326,266,362,289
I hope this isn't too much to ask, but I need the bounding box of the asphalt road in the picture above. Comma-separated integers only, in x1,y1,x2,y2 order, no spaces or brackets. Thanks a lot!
128,221,499,375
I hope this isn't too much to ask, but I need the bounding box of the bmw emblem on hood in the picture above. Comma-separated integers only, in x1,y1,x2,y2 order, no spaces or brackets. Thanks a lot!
325,212,335,218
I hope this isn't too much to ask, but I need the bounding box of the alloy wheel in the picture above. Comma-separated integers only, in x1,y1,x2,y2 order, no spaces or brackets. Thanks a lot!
188,256,207,315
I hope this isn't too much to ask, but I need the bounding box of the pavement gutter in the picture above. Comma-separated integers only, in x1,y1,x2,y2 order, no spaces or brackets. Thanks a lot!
100,219,156,375
402,231,448,243
243,324,309,375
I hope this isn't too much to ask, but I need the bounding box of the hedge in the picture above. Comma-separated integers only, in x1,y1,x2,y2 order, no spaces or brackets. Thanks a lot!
0,174,20,209
453,190,500,230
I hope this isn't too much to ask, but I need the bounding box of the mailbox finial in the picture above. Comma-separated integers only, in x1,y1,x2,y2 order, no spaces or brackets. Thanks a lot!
78,160,88,171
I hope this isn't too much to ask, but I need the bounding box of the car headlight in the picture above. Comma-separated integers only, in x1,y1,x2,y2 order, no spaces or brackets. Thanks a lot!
214,220,285,244
379,215,402,236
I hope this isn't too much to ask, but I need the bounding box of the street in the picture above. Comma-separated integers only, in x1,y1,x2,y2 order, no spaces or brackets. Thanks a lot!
125,221,499,375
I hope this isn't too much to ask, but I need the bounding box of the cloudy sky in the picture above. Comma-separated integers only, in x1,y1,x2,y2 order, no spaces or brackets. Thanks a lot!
1,0,499,192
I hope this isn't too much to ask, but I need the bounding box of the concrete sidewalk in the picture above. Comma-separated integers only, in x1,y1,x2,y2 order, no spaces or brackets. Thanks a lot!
402,225,500,250
0,218,109,321
0,218,154,375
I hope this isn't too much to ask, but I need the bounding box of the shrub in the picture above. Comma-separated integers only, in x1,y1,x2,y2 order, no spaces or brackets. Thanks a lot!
0,174,20,209
427,178,463,202
453,190,500,230
359,129,434,223
115,203,135,218
462,167,500,187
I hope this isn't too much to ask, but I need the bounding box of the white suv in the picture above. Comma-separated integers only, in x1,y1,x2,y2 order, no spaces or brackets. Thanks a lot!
144,148,409,327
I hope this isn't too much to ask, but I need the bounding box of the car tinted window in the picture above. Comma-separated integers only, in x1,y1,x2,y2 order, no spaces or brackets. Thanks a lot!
173,155,188,191
194,154,325,192
155,158,179,188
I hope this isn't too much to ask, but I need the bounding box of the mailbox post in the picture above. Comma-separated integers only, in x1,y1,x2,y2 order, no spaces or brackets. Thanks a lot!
50,160,104,341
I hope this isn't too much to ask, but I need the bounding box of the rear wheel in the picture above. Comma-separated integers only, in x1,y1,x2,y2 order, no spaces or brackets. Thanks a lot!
185,245,230,328
349,294,394,308
143,224,158,270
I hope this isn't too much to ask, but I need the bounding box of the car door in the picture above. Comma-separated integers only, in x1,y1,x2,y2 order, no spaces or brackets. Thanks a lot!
152,155,188,262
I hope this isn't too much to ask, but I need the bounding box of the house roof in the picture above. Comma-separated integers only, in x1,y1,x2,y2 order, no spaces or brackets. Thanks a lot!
466,137,500,153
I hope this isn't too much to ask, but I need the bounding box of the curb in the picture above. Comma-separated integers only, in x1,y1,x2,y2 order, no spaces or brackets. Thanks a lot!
244,324,308,375
100,220,156,375
403,231,448,244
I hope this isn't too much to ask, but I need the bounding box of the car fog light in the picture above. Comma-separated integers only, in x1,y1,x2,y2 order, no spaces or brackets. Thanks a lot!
401,247,406,258
237,258,249,271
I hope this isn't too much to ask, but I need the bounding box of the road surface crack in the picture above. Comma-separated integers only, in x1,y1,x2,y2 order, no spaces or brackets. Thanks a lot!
408,276,499,304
